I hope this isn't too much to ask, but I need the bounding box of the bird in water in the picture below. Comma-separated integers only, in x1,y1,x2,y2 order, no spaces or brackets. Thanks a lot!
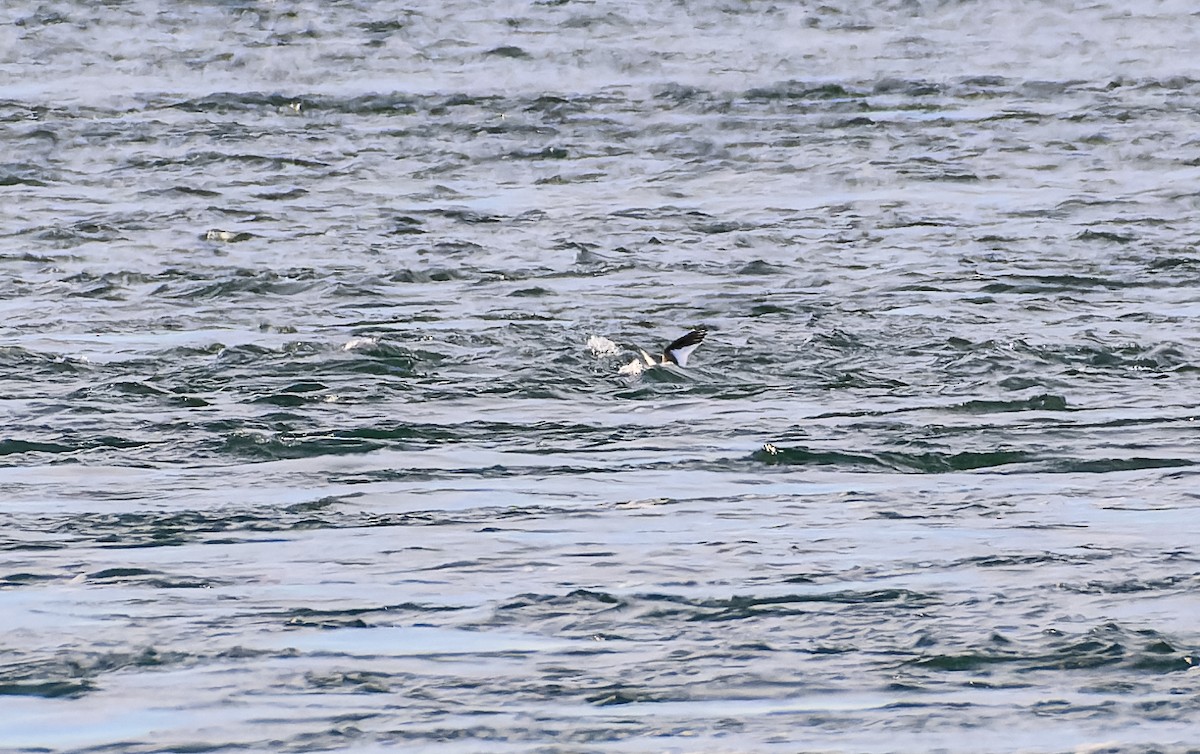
639,327,707,366
618,327,708,375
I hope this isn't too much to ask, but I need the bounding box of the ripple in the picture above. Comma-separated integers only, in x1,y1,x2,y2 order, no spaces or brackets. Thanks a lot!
5,0,1200,750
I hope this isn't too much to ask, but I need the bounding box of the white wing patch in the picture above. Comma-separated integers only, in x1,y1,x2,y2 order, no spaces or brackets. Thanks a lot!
662,329,707,366
665,341,701,366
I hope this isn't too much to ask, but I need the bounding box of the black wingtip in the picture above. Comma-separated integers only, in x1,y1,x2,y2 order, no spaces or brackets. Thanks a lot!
661,327,708,363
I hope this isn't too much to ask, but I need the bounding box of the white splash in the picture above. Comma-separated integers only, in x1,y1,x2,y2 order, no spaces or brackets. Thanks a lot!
587,335,619,356
618,359,645,376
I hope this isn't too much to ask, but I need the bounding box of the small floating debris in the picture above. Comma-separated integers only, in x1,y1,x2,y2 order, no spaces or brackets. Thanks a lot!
343,337,379,351
203,229,255,242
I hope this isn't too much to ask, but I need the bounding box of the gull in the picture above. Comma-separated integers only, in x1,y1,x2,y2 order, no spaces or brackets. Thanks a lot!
616,327,707,376
638,327,708,367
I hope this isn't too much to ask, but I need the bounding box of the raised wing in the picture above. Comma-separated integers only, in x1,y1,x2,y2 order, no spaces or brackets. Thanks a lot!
661,328,707,366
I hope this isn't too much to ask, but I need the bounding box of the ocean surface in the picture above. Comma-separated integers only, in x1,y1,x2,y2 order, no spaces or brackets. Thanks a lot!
2,1,1199,751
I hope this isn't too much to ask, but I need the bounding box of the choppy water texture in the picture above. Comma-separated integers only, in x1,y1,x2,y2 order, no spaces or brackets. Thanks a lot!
3,1,1200,751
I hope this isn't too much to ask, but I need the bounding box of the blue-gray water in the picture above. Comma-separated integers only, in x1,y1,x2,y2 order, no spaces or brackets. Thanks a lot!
3,1,1199,752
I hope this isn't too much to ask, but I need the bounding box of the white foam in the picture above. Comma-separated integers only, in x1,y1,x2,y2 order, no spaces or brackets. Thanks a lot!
618,359,645,376
586,335,619,356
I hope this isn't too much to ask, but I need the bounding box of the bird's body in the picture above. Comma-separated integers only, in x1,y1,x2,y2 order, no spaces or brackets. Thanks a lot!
637,327,707,367
614,327,709,376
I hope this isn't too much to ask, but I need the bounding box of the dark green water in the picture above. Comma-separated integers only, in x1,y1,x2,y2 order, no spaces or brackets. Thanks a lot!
2,1,1199,751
